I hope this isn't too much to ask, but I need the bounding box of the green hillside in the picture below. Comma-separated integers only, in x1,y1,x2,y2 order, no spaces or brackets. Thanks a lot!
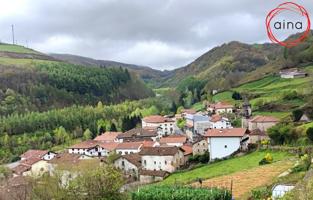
212,65,313,118
0,44,154,116
0,43,39,54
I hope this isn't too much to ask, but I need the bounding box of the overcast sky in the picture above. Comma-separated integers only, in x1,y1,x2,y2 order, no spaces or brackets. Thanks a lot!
0,0,312,70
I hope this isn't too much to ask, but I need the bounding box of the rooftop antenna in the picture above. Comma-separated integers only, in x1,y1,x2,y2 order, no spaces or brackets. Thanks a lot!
11,24,15,45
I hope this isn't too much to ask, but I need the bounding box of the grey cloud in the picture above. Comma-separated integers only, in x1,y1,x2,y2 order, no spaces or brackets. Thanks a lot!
0,0,312,69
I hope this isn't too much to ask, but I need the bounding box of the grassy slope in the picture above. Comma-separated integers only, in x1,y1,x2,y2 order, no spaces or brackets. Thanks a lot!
211,65,313,118
0,44,38,54
161,150,291,185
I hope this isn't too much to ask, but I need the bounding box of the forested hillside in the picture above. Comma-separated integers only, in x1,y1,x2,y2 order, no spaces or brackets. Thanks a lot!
163,31,313,93
0,44,154,116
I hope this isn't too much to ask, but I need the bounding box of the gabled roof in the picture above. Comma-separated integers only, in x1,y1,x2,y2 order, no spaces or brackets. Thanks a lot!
182,109,197,114
48,153,81,165
210,114,222,122
69,140,99,149
20,149,48,160
116,142,143,150
250,115,279,123
186,114,210,122
204,128,247,137
117,128,157,139
160,135,187,144
139,147,183,156
12,157,42,175
115,153,142,167
181,145,193,156
98,142,119,151
142,115,174,123
94,132,122,142
208,102,234,109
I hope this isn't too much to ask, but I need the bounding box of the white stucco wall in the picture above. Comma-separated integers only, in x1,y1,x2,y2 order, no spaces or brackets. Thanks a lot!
142,121,175,136
141,152,184,173
208,137,241,160
114,158,138,177
116,148,140,155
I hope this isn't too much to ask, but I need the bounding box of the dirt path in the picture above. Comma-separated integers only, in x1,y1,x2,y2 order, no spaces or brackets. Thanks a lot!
191,160,293,199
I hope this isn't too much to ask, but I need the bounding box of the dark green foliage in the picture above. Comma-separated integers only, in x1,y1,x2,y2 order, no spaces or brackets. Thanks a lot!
292,109,304,122
110,123,117,132
188,151,210,164
268,123,298,145
232,91,242,100
0,63,153,116
306,127,313,142
132,186,232,200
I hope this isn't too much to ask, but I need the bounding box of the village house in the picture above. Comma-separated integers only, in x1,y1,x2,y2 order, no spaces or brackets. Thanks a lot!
279,68,307,79
207,102,234,114
12,150,57,177
68,140,118,157
113,153,141,181
159,135,187,147
116,128,158,142
185,114,211,135
247,115,279,132
94,131,122,143
191,137,208,155
20,149,56,161
181,109,197,118
204,128,248,160
115,142,143,155
249,129,269,144
142,115,176,136
181,145,193,163
139,146,185,173
209,114,232,129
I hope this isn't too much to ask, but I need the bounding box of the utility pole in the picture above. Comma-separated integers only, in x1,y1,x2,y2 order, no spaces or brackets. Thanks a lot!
11,24,15,45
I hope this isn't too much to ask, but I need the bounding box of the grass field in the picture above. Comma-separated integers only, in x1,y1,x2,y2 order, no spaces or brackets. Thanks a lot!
192,159,293,199
191,102,205,111
0,44,38,54
161,150,291,185
0,57,60,68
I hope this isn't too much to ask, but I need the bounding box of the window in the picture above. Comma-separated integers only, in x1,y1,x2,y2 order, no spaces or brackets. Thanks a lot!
144,160,146,165
122,161,125,166
154,161,156,165
224,145,228,148
165,161,167,165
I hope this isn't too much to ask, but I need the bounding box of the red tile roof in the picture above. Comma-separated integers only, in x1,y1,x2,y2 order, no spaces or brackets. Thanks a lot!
116,142,143,150
48,153,81,165
143,115,174,123
204,128,247,137
12,157,42,175
210,114,222,122
250,115,279,123
69,140,99,149
94,132,122,142
115,153,142,167
182,109,197,114
20,150,48,160
117,128,157,141
139,147,183,156
98,142,119,151
181,145,193,156
208,102,234,109
142,140,156,147
160,135,187,144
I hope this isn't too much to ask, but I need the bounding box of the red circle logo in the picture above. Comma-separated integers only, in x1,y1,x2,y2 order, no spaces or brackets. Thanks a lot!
266,2,311,48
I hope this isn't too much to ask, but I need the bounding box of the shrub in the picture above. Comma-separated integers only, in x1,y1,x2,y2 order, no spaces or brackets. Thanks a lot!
259,153,273,165
132,186,232,200
292,154,311,173
306,127,313,142
251,187,271,200
232,91,242,100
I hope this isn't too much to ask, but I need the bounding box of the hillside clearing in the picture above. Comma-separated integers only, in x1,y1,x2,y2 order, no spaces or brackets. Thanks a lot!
0,44,38,54
160,151,291,185
191,159,293,199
